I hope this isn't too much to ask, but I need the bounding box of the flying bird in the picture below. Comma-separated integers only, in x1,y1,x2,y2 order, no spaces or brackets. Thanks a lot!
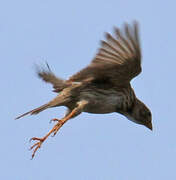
16,21,152,159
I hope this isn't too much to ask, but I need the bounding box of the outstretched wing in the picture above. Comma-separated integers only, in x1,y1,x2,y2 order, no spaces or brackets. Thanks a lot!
36,63,67,92
68,21,141,86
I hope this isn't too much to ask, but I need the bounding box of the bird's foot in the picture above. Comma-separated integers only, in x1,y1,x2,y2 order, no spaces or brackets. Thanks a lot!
27,105,84,159
29,137,46,159
29,120,65,159
51,120,65,137
49,118,60,124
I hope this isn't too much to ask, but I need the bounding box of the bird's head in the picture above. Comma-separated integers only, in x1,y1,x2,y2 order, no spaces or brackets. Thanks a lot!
124,99,152,130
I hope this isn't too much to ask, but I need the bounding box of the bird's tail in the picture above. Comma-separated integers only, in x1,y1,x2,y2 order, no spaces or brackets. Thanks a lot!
15,103,49,120
15,92,69,120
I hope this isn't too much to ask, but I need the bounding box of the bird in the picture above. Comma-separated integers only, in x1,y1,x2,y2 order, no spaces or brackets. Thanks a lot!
16,21,152,159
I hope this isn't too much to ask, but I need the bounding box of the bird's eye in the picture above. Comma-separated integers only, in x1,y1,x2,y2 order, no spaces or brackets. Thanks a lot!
146,111,151,117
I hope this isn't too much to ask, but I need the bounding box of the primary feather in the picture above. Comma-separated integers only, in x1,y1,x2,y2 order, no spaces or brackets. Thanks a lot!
36,63,67,92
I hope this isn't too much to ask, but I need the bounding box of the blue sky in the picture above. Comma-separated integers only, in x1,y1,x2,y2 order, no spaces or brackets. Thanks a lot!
1,0,176,179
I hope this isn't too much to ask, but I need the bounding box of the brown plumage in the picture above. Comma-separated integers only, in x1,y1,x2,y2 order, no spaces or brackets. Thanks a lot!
16,21,152,159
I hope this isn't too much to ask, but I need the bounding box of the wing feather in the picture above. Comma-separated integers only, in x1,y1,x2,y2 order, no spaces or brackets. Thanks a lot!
68,21,142,86
36,64,67,92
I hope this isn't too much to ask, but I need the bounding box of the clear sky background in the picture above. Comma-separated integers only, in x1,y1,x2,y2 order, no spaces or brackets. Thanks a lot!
1,0,176,179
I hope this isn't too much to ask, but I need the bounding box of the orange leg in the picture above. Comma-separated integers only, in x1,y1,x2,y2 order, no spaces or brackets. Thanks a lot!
29,100,88,159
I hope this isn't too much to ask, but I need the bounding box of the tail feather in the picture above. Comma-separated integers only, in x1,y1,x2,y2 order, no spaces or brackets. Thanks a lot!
15,103,49,120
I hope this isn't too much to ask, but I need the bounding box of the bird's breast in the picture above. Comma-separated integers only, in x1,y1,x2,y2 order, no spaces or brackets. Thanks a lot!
80,88,130,114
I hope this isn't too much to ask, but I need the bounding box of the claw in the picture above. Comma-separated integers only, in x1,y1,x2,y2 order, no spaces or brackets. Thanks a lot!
29,137,41,142
28,121,63,158
49,118,59,124
27,113,71,158
51,121,64,137
29,137,45,159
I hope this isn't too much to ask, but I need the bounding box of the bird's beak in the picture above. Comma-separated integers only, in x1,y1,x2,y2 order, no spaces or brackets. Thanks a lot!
145,122,153,131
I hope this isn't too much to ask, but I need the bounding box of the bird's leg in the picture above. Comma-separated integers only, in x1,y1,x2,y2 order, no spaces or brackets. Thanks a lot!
49,109,71,123
29,100,88,159
49,109,71,124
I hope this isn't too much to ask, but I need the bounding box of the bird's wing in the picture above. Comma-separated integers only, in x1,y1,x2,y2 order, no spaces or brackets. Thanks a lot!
36,63,66,92
68,21,141,86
